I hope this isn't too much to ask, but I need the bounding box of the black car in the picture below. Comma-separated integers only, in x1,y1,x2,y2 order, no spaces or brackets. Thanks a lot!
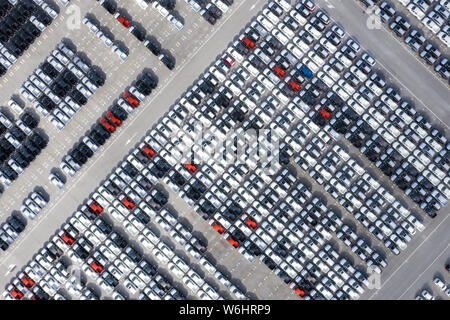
95,218,112,235
103,272,119,287
13,152,29,168
29,132,47,149
88,69,105,87
41,62,58,79
23,21,40,37
200,9,216,25
130,26,145,42
93,123,111,140
71,149,87,165
144,38,161,55
70,90,88,105
136,80,152,95
140,260,157,277
159,0,176,10
141,72,158,89
24,140,40,156
159,54,175,70
73,244,89,259
7,216,25,233
110,232,127,249
0,238,8,251
206,3,222,19
78,142,94,158
21,112,38,129
135,210,150,225
35,8,52,26
61,70,78,86
89,129,105,146
122,162,138,178
125,246,142,263
110,104,127,122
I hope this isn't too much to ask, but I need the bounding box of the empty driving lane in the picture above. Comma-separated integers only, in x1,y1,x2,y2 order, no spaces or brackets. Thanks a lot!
0,0,269,294
316,0,450,127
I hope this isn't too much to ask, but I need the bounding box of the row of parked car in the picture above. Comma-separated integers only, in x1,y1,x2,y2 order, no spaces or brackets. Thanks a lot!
71,168,246,300
2,207,182,300
189,0,234,26
0,0,58,78
92,0,384,300
289,11,450,218
0,214,25,251
0,110,43,188
60,72,157,178
144,0,184,31
3,156,246,300
360,0,450,80
2,0,446,300
95,0,175,69
20,190,48,221
395,0,450,47
83,15,128,62
127,0,442,299
21,41,105,131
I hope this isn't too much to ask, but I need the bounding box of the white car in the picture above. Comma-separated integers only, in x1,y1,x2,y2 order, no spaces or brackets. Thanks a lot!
30,16,46,31
42,3,58,19
212,0,228,12
49,173,64,189
112,45,128,62
272,29,289,45
407,4,426,20
422,17,440,34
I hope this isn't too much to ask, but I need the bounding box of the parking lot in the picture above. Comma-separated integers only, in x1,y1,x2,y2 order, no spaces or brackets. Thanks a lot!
356,0,449,82
0,0,449,301
1,0,293,300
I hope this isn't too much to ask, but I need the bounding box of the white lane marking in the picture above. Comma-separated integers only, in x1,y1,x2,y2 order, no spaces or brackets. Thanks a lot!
397,243,450,300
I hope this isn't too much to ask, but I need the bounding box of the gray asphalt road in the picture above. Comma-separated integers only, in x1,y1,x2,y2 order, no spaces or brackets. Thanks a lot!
361,212,449,300
0,0,292,299
316,0,450,129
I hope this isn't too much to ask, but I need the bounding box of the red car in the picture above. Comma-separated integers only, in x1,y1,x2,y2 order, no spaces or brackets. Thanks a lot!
90,261,104,274
142,146,156,158
212,223,225,234
295,288,306,298
319,109,331,121
10,286,24,300
288,80,301,92
221,54,235,67
245,218,258,230
100,118,116,133
241,37,255,50
115,14,131,28
272,65,286,78
20,274,35,289
89,201,103,215
119,194,135,210
185,163,198,174
123,92,139,108
106,111,122,127
59,232,75,246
